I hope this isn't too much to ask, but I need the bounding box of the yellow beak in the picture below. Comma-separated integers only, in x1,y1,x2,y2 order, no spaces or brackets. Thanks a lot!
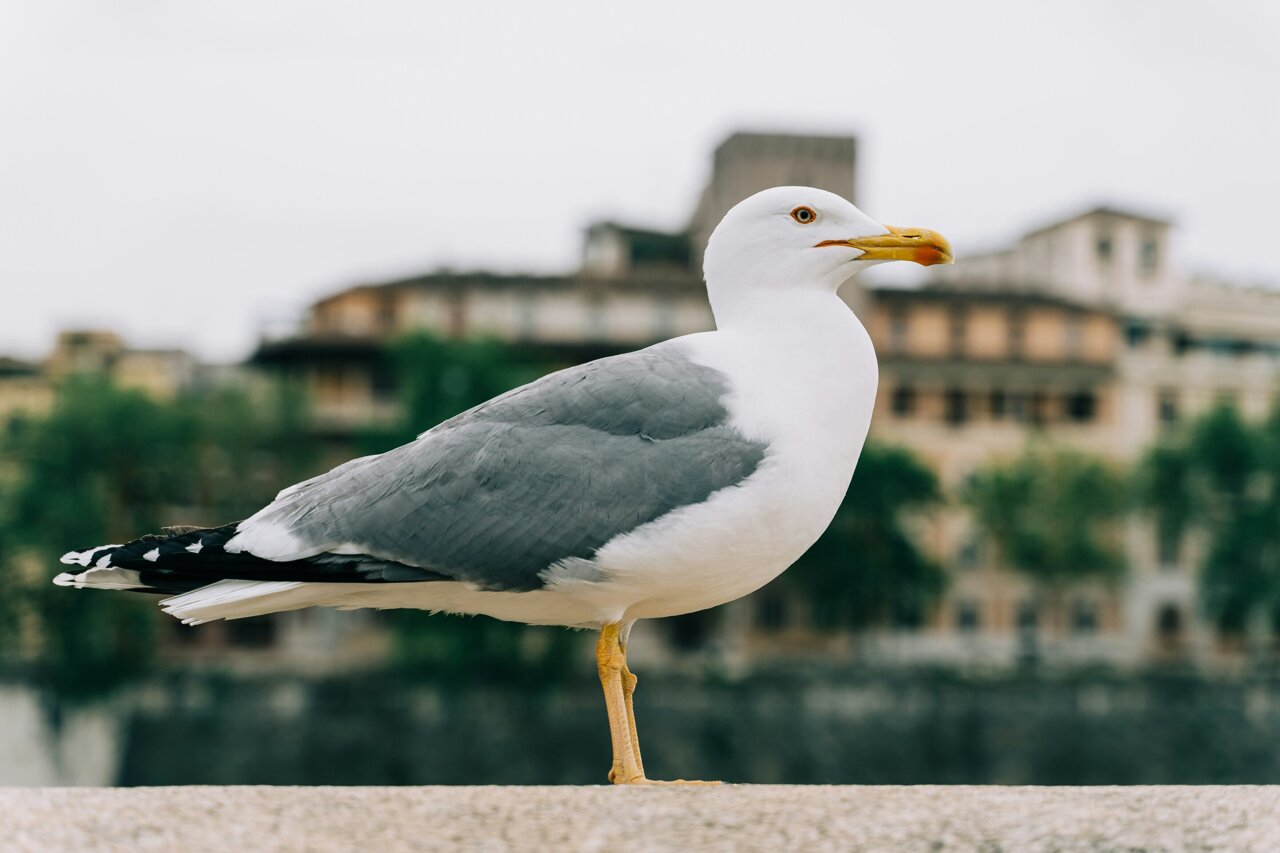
817,225,953,266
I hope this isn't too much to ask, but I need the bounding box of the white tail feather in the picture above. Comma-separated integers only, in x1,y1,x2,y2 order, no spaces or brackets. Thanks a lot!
160,579,318,624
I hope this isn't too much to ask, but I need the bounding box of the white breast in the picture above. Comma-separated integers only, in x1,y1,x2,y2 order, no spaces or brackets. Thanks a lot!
571,291,879,622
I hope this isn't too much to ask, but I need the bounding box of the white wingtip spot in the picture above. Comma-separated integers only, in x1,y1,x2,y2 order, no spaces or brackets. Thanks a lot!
52,572,78,587
143,548,161,562
62,544,123,567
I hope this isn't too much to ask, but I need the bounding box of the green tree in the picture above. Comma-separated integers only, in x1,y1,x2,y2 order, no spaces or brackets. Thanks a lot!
361,332,555,453
2,379,186,698
783,443,947,630
0,376,319,701
1139,403,1280,647
965,447,1126,643
186,381,319,519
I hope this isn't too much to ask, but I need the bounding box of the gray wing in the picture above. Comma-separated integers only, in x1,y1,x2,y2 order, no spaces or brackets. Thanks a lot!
234,343,768,591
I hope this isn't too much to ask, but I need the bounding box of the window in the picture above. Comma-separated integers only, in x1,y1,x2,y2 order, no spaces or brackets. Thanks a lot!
944,388,968,426
1029,391,1047,426
370,360,398,401
1140,236,1159,275
891,385,916,417
1157,389,1179,425
1157,604,1184,650
889,309,910,353
1096,235,1113,264
1066,391,1096,422
989,389,1007,419
1125,323,1150,348
956,601,981,632
955,537,981,570
1008,392,1029,422
1016,601,1039,632
1208,339,1237,358
1071,601,1098,635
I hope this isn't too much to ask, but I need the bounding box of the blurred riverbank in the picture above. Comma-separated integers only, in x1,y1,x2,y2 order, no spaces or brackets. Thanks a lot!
6,666,1280,787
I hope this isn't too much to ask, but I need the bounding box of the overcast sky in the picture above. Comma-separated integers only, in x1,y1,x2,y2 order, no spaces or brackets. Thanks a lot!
2,1,1277,362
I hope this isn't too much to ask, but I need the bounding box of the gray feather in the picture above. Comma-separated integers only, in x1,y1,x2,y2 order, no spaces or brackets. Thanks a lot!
243,344,768,591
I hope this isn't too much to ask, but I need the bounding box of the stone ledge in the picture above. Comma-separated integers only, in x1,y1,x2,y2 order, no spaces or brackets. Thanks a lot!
3,785,1278,852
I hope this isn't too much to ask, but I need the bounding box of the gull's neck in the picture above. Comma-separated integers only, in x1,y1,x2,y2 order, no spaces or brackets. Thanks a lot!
709,286,858,338
701,284,877,418
685,281,878,470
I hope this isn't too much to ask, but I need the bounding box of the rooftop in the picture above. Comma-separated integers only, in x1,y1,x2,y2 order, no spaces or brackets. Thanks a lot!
1022,203,1174,238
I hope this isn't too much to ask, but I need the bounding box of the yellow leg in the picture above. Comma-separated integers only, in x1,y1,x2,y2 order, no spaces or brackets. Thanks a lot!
596,624,720,786
597,624,645,784
619,640,645,779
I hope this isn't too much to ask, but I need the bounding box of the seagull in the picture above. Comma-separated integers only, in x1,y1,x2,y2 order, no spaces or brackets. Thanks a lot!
55,186,951,784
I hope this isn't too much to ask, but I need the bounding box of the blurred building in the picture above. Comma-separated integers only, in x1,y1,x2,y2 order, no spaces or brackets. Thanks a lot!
0,356,52,433
686,132,857,268
252,131,857,440
249,131,1280,671
0,330,200,431
854,207,1280,669
254,272,712,438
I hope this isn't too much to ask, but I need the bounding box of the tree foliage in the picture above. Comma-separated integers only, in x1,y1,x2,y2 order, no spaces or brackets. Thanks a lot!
0,377,319,700
965,447,1127,588
1139,403,1280,634
361,333,555,453
784,443,946,629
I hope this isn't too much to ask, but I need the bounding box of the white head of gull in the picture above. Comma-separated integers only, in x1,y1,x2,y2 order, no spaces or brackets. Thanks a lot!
54,186,951,785
704,186,951,327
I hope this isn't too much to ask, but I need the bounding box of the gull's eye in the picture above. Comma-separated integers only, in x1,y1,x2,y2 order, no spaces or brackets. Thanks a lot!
790,205,817,224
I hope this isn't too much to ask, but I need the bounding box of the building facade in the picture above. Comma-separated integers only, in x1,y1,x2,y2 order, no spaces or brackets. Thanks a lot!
0,330,200,431
851,207,1280,668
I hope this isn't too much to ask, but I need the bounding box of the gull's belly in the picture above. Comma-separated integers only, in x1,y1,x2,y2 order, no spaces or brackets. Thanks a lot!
600,442,858,620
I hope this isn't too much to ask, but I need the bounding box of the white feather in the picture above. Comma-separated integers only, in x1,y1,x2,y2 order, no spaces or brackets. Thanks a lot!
160,580,310,624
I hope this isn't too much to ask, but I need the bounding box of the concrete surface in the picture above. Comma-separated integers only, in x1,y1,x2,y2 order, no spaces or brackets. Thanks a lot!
2,785,1278,852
